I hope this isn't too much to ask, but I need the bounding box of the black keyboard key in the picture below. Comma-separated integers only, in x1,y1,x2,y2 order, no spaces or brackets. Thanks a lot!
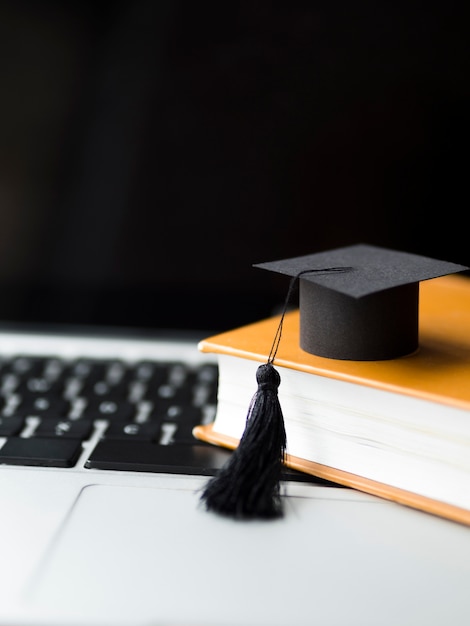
64,359,106,380
6,356,44,376
14,395,71,417
135,361,171,385
103,360,128,385
41,357,67,381
85,440,232,475
81,379,126,401
103,421,161,441
151,418,201,444
32,418,93,439
16,376,64,397
0,416,25,436
1,372,21,395
195,363,218,384
82,398,136,421
162,420,199,444
151,383,192,406
150,403,203,423
0,437,82,467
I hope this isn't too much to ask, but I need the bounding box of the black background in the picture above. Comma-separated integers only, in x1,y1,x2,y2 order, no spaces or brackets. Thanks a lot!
0,1,468,332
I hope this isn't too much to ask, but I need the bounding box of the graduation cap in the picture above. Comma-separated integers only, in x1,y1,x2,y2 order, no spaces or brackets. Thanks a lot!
255,243,469,360
200,244,468,521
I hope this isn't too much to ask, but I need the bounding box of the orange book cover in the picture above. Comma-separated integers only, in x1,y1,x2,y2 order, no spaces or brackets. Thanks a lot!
194,274,470,525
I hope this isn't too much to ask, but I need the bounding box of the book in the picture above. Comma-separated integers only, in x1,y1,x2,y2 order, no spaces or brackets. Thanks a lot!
194,274,470,526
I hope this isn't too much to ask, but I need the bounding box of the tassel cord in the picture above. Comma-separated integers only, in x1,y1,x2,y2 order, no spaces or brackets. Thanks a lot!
268,267,352,364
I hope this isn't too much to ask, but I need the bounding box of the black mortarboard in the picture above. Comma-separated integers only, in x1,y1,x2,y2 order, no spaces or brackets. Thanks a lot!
255,243,469,361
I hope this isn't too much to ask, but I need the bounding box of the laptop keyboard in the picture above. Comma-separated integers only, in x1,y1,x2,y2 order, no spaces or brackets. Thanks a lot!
0,354,330,484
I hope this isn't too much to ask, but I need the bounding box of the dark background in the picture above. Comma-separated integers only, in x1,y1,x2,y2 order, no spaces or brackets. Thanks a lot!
0,1,469,333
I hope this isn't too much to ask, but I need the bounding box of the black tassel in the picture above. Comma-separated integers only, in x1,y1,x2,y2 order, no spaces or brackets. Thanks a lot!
199,266,350,520
200,362,286,519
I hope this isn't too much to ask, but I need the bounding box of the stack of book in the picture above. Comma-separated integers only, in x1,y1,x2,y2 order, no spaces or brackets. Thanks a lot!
194,272,470,525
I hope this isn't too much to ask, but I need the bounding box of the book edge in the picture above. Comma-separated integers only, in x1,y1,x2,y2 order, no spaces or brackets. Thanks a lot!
193,423,470,527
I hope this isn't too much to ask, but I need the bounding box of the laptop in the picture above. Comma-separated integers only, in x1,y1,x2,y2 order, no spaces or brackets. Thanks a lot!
1,3,470,625
1,335,470,626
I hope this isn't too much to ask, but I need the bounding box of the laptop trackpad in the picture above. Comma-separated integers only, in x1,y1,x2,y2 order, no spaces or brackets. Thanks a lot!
27,483,470,626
